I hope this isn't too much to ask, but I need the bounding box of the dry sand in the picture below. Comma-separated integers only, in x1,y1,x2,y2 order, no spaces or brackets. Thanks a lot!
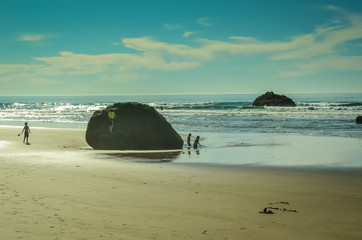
1,126,362,240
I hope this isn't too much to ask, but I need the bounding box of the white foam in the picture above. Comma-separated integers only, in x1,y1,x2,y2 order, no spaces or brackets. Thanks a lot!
0,140,11,148
0,125,21,128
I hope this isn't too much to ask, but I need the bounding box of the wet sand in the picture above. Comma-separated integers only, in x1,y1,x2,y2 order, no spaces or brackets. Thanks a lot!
1,126,362,239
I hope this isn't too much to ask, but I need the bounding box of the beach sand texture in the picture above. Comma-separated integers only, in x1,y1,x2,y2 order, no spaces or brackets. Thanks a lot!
1,127,362,239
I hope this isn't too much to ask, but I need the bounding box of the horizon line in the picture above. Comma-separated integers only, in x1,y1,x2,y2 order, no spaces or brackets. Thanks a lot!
1,92,362,97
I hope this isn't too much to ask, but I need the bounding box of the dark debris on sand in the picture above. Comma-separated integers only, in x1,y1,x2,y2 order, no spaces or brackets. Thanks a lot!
259,201,298,214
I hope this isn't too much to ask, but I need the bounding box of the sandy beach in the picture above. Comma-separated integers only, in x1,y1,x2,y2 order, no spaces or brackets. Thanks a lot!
1,126,362,240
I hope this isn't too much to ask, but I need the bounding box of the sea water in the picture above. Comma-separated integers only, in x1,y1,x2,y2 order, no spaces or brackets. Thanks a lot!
1,93,362,167
1,93,361,138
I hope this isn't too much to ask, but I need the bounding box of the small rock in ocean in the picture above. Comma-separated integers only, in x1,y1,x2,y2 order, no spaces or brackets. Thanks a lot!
253,91,296,107
356,116,362,124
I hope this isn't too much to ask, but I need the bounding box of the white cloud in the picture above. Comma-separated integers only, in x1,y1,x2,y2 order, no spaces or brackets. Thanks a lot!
2,7,362,87
272,15,362,60
196,17,211,27
122,37,214,61
0,64,33,75
229,36,259,43
182,31,194,38
17,33,47,42
32,41,203,75
197,38,296,56
280,56,362,78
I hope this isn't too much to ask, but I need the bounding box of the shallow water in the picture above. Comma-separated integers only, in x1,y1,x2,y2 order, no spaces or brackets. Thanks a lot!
88,133,362,168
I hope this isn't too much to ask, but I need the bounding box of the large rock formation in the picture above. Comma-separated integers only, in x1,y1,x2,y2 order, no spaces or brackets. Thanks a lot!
86,102,184,150
356,116,362,124
253,91,296,107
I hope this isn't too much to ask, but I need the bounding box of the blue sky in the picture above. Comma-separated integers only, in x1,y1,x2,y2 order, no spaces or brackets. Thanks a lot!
1,0,362,95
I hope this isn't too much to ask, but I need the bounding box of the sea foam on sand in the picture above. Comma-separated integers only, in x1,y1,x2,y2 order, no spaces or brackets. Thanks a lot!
0,140,10,149
1,126,362,240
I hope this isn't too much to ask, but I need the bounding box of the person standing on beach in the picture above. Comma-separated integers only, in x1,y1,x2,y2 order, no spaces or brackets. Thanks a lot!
21,122,31,144
108,108,116,133
187,133,192,148
193,136,201,149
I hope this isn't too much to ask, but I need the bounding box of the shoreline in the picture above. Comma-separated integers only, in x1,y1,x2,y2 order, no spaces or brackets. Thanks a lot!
1,125,362,168
1,126,362,239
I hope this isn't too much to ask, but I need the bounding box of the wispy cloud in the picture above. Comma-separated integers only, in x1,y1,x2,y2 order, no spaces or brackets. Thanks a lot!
312,4,345,13
164,23,184,30
182,31,194,38
196,17,211,27
280,56,362,78
2,6,362,88
17,33,47,42
229,36,259,43
122,37,213,61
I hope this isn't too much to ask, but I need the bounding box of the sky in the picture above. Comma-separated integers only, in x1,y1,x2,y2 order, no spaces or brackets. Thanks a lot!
1,0,362,96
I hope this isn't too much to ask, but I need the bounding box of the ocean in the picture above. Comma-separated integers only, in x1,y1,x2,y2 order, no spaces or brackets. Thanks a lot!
1,93,362,167
1,93,361,139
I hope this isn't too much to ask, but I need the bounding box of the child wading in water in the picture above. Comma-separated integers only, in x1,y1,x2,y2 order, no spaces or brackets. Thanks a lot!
21,122,31,144
193,136,201,149
187,133,192,148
